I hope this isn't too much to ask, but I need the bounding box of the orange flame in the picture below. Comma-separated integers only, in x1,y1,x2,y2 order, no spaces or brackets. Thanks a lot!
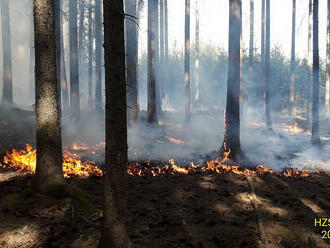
166,137,185,144
287,122,304,134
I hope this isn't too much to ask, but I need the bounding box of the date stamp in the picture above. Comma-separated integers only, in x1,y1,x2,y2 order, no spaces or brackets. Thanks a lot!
314,218,330,239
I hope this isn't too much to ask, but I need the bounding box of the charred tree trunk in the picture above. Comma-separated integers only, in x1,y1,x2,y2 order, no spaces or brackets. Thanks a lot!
264,0,272,128
69,0,80,121
184,0,191,123
88,0,94,108
94,0,103,112
1,0,13,104
289,0,296,116
326,0,330,117
312,0,320,144
307,0,313,120
125,0,139,126
194,0,200,105
33,0,64,192
249,0,254,71
101,0,131,246
219,0,245,162
147,0,158,124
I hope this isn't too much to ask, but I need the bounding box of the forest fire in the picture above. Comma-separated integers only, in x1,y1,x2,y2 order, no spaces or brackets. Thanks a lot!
287,122,304,134
1,145,311,178
166,137,185,144
1,144,103,178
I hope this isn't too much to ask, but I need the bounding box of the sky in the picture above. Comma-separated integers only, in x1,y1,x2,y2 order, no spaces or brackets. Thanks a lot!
139,0,328,60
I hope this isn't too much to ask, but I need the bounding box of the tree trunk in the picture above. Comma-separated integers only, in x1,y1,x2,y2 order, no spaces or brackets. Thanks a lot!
33,0,64,192
289,0,296,116
88,0,94,108
101,0,130,246
136,0,144,112
1,0,13,104
264,0,272,128
312,0,320,144
69,0,80,121
29,4,35,104
326,0,330,117
60,6,69,114
307,0,313,120
94,0,103,112
159,0,165,109
164,0,168,68
184,0,191,123
125,0,139,126
155,0,161,114
147,0,158,124
194,0,200,105
249,0,254,71
55,0,62,115
78,0,86,61
219,0,245,162
260,0,265,104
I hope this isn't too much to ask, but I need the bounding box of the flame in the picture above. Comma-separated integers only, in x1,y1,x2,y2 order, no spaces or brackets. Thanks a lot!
222,149,231,162
287,122,304,134
249,122,266,127
1,144,311,179
2,144,103,178
166,137,185,144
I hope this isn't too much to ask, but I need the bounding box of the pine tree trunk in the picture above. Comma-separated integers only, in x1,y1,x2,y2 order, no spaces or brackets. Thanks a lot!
136,0,144,112
260,0,265,105
88,0,94,108
219,0,245,162
147,0,158,124
1,0,13,104
29,3,35,104
78,0,86,61
326,0,330,117
184,0,191,123
194,0,200,105
33,0,64,192
55,0,62,115
125,0,139,126
159,0,165,108
94,0,103,112
101,0,130,246
155,0,161,114
69,0,80,120
264,0,272,128
312,0,320,144
289,0,296,116
60,7,69,114
164,0,168,67
307,0,313,120
249,0,254,71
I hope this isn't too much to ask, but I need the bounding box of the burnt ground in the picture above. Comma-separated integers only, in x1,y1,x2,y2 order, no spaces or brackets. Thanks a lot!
0,105,330,247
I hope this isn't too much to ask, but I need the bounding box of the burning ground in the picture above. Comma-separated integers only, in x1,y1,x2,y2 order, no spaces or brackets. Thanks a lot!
0,106,330,247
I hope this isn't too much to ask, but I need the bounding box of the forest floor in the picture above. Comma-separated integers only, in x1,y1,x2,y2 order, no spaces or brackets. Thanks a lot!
0,105,330,248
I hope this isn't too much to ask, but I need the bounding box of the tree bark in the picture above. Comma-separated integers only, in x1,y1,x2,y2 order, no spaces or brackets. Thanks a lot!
249,0,254,71
33,0,64,192
159,0,165,108
260,0,265,104
194,0,200,105
312,0,320,144
184,0,191,123
326,0,330,117
94,0,103,112
29,3,35,104
155,0,161,114
289,0,296,116
219,0,245,162
164,0,168,68
60,6,69,114
147,0,158,124
78,0,86,61
55,0,62,115
101,0,130,246
125,0,139,126
69,0,80,121
307,0,313,120
264,0,272,128
1,0,13,104
88,0,94,108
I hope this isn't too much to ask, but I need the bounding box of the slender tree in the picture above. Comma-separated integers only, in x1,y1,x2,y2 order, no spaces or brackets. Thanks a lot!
312,0,320,144
29,3,35,103
326,0,330,116
159,0,165,106
164,0,168,67
155,0,161,114
147,0,158,124
55,0,62,114
125,0,139,126
1,0,13,104
219,0,245,162
33,0,64,192
78,0,86,61
101,0,131,246
184,0,191,123
88,0,94,108
136,0,144,112
69,0,80,120
94,0,103,112
194,0,200,104
289,0,296,116
249,0,254,71
60,7,69,114
264,0,272,127
307,0,313,119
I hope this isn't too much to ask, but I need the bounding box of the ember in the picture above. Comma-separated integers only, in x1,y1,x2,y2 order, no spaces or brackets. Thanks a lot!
287,122,304,134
